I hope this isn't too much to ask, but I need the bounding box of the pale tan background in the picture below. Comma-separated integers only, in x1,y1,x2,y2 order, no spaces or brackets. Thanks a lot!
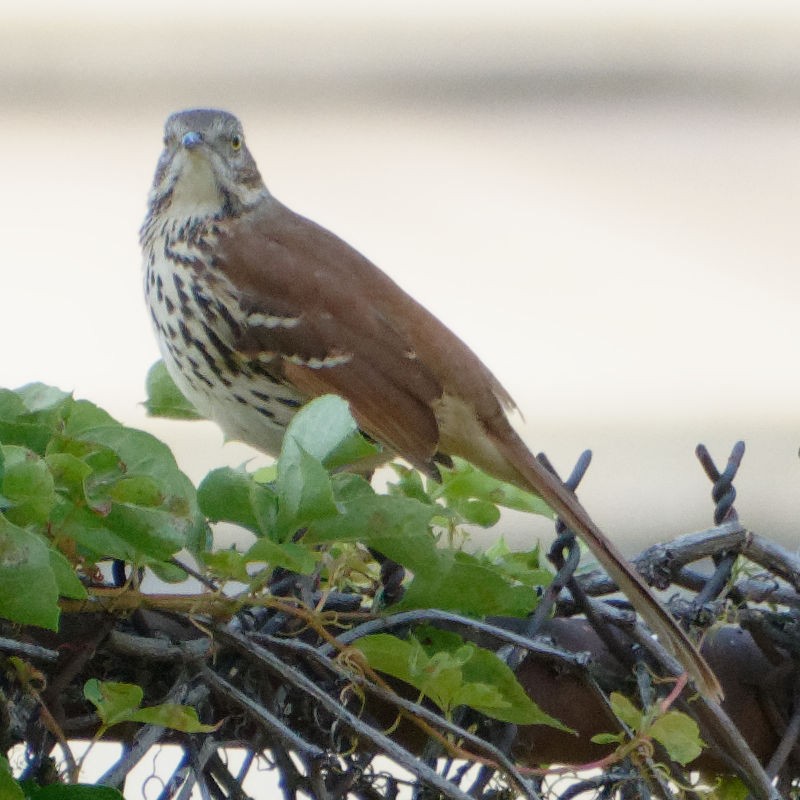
3,1,800,551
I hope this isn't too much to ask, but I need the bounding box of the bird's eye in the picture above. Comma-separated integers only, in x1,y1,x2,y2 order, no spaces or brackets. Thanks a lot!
231,134,242,151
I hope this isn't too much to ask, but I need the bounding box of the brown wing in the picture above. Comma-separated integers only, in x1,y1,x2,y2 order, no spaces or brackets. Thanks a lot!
215,196,490,470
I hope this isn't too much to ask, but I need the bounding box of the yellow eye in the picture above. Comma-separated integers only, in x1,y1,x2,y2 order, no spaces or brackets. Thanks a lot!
231,134,242,151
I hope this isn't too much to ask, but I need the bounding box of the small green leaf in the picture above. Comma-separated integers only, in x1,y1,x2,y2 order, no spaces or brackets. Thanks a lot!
710,776,749,800
0,384,203,572
63,416,203,558
648,710,704,766
98,504,189,562
453,498,501,527
144,361,205,420
397,550,536,618
252,464,277,484
438,458,552,517
591,732,624,745
84,679,143,727
356,629,570,729
0,388,56,454
0,389,29,419
60,399,117,436
419,627,571,729
128,703,217,733
49,502,139,563
148,560,191,584
483,540,552,590
387,464,432,503
45,452,93,499
1,446,56,526
48,547,88,600
0,515,59,629
15,383,72,414
305,483,436,553
203,549,251,581
84,679,217,735
245,538,318,574
198,466,277,536
609,692,644,731
281,395,381,471
276,446,338,539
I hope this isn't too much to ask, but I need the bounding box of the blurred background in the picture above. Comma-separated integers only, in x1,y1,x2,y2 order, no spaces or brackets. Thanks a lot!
3,0,800,551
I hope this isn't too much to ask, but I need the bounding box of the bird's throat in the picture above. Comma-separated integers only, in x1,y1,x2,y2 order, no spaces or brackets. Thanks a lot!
169,153,223,218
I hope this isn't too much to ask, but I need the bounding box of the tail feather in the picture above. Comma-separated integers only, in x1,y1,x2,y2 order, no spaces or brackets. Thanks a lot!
491,429,723,703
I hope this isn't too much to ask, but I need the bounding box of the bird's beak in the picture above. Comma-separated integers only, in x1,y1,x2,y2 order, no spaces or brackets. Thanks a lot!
181,131,203,150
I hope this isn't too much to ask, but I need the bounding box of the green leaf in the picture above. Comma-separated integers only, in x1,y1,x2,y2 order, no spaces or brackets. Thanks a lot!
84,679,144,727
387,464,432,504
48,547,88,600
15,383,72,414
251,464,277,484
65,422,203,560
281,395,381,471
244,538,318,574
307,476,538,617
305,481,437,555
0,755,23,800
0,384,74,456
710,776,749,800
276,445,338,539
438,458,553,517
648,710,704,766
99,505,189,562
198,466,277,536
482,539,552,590
16,383,72,419
45,452,92,500
0,383,203,574
84,679,217,734
60,399,117,436
356,629,570,729
148,559,191,583
0,515,59,629
397,550,536,617
128,703,217,733
417,627,571,729
452,498,501,527
144,360,204,420
591,732,624,745
1,446,56,526
0,389,29,420
49,502,140,563
0,389,56,454
609,692,644,731
71,421,193,504
202,549,251,582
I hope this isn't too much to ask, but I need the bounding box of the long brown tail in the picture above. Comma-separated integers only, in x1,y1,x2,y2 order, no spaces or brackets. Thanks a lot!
491,429,723,703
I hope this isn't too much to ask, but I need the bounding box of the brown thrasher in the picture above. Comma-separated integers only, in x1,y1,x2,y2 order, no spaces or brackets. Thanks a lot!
140,108,721,702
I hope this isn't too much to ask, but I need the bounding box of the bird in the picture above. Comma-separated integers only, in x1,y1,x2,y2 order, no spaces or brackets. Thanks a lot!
140,108,722,703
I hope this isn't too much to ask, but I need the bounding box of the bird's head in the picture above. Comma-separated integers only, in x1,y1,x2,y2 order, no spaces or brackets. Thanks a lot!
147,108,267,219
